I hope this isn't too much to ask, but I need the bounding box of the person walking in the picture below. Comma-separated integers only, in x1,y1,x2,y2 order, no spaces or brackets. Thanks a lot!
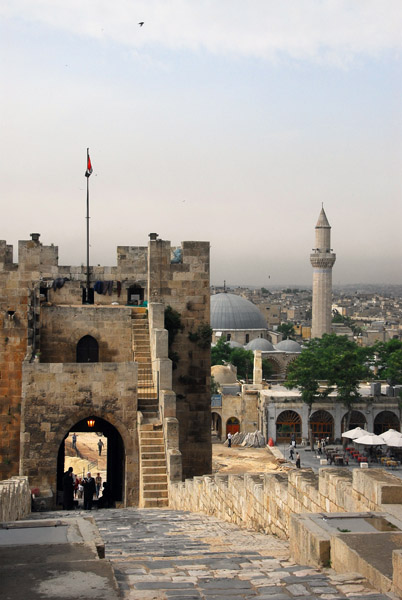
317,440,322,455
227,432,233,448
98,438,104,456
82,472,96,510
289,446,295,460
295,452,301,468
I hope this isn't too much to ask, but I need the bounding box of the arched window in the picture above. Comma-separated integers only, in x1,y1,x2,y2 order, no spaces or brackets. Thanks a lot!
245,334,249,344
310,410,334,441
76,335,99,363
276,410,301,443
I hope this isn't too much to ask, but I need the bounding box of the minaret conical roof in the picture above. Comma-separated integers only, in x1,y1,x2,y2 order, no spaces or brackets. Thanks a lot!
316,206,330,228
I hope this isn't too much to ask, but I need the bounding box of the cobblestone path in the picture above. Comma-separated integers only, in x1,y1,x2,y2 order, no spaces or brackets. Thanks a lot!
93,508,395,600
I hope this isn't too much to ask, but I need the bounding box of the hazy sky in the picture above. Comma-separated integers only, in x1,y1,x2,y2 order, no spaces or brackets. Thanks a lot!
1,1,401,286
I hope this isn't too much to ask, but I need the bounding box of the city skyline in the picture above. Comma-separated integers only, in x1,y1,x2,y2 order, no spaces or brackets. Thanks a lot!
1,1,401,285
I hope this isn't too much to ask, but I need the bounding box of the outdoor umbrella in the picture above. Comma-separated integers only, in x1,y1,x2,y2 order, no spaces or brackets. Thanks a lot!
341,427,368,440
381,431,402,448
355,434,386,446
379,429,402,444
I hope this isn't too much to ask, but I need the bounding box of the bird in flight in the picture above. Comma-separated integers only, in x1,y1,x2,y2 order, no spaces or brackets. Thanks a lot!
138,21,144,26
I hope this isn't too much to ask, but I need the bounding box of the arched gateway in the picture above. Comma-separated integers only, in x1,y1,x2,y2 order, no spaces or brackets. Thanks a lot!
20,361,138,508
58,416,125,506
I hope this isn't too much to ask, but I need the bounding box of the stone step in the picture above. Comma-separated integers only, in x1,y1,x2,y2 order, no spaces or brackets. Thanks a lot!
140,437,163,445
143,498,169,508
140,423,162,431
143,467,167,475
141,453,165,461
141,446,164,454
143,490,168,499
138,407,159,414
140,433,163,441
143,476,168,485
143,482,168,491
138,397,158,405
142,459,166,467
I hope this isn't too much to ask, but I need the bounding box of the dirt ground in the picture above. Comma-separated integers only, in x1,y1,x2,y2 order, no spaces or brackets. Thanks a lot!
212,443,286,474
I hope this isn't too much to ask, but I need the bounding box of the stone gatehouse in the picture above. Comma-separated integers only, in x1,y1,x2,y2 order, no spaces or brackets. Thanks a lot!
0,233,211,507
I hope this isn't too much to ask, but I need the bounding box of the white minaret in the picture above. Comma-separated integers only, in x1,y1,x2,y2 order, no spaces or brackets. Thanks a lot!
310,207,336,338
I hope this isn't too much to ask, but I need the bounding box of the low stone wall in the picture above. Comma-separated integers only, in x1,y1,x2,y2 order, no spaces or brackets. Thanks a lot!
0,476,31,522
169,467,402,540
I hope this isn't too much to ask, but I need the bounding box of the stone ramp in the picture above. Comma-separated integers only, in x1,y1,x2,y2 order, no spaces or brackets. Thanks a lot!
0,516,119,600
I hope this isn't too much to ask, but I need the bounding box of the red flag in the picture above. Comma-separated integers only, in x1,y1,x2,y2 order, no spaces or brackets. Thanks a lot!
85,154,93,177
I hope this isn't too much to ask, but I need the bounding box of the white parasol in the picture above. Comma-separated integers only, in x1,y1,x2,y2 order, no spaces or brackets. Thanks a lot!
379,429,402,444
355,434,386,446
381,431,402,448
342,427,368,440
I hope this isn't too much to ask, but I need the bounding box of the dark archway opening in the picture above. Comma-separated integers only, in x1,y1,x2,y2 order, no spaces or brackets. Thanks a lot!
341,410,367,433
211,412,222,439
374,411,400,435
57,416,125,507
127,284,145,306
76,335,99,363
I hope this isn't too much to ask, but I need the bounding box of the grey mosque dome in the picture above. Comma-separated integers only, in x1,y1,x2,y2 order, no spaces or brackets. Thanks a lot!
211,293,268,330
245,338,275,351
275,339,302,353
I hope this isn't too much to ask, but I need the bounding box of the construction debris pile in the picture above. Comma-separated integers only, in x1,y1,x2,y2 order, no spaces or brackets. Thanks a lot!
224,431,266,448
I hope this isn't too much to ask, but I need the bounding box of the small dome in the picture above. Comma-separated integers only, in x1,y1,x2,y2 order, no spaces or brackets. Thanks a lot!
245,338,275,351
228,340,243,349
275,339,302,353
211,293,268,330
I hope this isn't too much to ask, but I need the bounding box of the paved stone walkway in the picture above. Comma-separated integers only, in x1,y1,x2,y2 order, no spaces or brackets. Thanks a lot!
89,508,395,600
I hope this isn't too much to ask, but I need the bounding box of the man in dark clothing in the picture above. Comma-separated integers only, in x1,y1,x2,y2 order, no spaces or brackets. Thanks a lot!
82,472,96,510
62,467,74,510
98,439,104,456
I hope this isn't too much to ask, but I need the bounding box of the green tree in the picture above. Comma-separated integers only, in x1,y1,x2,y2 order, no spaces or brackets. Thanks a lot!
262,359,274,380
374,339,402,384
211,337,232,365
285,334,371,447
211,339,254,381
277,322,295,340
229,347,254,381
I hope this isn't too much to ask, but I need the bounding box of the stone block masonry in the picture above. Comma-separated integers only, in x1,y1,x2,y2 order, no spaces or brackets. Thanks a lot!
169,467,402,540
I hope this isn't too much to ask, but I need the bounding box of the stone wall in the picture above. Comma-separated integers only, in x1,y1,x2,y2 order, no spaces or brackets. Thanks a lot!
169,467,402,540
148,239,211,479
0,476,31,522
20,361,138,506
40,305,134,363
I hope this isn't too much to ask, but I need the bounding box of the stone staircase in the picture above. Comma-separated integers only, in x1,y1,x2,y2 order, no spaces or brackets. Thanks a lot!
139,423,169,507
132,310,159,419
132,309,168,507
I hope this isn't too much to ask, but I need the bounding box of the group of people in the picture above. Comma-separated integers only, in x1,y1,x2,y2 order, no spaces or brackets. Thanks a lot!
63,468,114,510
288,435,301,468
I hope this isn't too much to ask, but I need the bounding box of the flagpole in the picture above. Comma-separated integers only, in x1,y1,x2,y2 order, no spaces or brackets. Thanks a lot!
86,147,90,303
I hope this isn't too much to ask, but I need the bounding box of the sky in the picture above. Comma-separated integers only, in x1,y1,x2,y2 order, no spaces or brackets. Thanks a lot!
1,1,401,286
